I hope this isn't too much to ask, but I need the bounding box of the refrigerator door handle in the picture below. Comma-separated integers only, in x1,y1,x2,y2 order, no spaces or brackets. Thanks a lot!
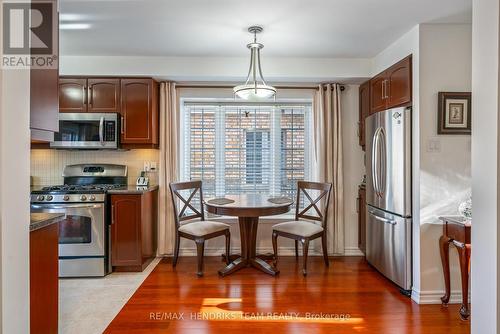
379,127,387,196
370,212,397,225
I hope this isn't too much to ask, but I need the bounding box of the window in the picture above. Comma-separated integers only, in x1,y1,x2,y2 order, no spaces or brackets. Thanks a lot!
181,101,312,200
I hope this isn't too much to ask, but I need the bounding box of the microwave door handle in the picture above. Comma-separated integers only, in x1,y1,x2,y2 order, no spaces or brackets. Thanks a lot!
99,116,104,146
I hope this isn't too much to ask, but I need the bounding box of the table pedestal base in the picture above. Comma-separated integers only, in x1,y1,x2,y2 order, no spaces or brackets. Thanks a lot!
218,217,279,277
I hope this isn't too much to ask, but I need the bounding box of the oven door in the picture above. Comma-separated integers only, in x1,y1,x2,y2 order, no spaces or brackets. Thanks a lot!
31,203,106,257
50,113,119,149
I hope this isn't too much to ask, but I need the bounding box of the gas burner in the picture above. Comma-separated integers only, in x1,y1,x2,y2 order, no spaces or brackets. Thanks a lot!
40,184,126,192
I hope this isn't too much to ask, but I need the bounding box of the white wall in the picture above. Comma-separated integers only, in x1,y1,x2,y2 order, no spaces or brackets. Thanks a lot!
0,60,31,333
60,56,372,83
372,25,422,299
341,85,365,256
471,0,500,332
418,24,472,302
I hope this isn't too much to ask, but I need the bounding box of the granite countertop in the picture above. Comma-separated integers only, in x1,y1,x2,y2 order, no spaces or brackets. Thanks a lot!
30,213,64,232
107,184,159,195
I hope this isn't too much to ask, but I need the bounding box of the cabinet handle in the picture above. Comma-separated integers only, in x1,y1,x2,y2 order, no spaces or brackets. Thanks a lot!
382,80,386,100
88,86,93,107
121,116,125,134
111,204,115,224
385,80,389,99
83,86,87,105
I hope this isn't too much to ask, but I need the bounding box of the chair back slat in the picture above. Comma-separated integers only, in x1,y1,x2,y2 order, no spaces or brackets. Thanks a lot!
295,181,332,229
169,181,205,229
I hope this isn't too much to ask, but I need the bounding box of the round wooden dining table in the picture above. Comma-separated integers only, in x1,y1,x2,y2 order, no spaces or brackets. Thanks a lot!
205,194,293,276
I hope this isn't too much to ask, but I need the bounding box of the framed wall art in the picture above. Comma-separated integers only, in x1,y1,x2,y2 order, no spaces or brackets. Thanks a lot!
437,92,471,135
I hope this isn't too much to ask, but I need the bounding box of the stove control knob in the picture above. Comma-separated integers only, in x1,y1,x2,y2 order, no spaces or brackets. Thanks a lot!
80,195,87,201
63,195,70,201
46,195,53,201
89,195,96,201
36,195,45,201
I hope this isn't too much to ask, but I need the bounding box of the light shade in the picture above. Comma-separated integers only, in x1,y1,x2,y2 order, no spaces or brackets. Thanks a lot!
234,26,276,101
233,84,276,101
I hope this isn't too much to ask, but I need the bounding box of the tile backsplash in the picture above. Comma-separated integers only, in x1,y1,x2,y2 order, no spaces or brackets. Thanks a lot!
31,149,160,185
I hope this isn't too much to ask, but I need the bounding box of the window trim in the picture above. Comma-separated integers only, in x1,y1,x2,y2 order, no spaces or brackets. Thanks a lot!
179,98,313,202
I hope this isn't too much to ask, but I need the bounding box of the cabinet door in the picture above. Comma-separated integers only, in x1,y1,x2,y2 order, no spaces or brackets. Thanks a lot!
387,56,412,108
30,0,59,138
358,187,366,255
59,78,87,113
369,73,387,114
30,223,58,333
87,78,120,113
111,195,142,267
358,81,370,150
120,79,158,145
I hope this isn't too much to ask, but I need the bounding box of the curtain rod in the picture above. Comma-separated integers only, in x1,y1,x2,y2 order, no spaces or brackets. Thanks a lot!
174,83,346,91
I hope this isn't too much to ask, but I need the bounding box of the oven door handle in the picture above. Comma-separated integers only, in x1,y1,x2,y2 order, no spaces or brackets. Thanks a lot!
31,204,103,210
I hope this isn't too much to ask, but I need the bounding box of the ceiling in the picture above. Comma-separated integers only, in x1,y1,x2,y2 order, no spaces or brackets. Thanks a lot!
60,0,472,58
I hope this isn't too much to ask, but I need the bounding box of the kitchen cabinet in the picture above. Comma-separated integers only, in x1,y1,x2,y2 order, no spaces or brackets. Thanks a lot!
57,76,159,148
30,222,59,333
111,189,158,271
87,78,121,113
120,78,159,147
358,81,370,150
59,77,120,113
30,0,59,142
358,184,366,255
370,55,412,114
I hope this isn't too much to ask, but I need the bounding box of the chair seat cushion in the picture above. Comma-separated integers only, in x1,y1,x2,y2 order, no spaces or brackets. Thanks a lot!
179,220,230,237
273,220,324,237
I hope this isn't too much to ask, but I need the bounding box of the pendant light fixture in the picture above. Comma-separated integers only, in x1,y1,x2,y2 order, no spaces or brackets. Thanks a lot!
233,26,276,100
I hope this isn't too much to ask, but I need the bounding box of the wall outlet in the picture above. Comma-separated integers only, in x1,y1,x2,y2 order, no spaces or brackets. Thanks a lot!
143,161,151,172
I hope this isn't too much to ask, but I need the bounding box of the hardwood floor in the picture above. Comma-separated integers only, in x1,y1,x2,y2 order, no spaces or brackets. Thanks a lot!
105,256,470,333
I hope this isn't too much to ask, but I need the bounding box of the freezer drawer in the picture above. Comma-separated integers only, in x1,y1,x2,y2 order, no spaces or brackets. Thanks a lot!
366,205,412,290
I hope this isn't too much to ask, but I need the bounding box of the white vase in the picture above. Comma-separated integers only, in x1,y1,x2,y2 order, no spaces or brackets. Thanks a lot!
458,198,472,219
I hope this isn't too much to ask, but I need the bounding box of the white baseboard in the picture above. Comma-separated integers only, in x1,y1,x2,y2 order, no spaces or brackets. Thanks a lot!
343,247,364,256
411,288,470,304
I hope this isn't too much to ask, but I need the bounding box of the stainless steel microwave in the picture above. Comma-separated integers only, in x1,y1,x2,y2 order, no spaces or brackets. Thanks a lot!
51,113,120,149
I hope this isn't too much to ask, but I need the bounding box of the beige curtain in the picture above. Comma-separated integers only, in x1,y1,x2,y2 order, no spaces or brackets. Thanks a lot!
312,84,344,255
158,82,178,255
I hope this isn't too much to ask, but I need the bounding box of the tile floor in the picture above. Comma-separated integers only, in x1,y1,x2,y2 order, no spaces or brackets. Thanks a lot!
59,258,161,334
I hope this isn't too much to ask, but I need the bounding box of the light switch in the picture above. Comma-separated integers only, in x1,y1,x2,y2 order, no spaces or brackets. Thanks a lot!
427,138,441,153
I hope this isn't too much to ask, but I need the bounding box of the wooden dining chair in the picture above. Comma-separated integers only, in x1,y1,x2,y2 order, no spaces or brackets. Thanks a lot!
272,181,332,276
169,181,231,277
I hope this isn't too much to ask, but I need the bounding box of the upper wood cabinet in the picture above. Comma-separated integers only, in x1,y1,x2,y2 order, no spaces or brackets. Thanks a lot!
59,78,87,113
358,81,370,150
30,0,59,142
87,78,120,113
369,73,387,114
58,76,159,148
369,55,412,114
386,57,412,107
120,78,159,146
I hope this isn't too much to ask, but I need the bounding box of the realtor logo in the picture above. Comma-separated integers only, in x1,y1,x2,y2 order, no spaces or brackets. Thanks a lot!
2,1,58,69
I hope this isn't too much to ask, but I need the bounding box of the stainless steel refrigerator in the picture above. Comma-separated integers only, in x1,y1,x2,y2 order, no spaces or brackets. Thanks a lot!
365,106,412,292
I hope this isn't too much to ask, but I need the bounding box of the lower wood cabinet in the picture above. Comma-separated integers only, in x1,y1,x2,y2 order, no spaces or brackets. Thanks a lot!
111,189,158,271
358,185,366,255
30,223,58,333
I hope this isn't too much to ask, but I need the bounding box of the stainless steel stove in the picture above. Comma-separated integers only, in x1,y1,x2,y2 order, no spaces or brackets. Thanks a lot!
30,164,128,277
